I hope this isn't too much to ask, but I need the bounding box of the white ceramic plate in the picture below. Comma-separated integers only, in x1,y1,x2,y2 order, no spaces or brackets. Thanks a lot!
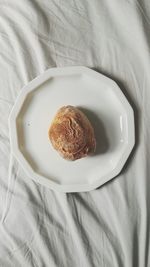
9,66,135,192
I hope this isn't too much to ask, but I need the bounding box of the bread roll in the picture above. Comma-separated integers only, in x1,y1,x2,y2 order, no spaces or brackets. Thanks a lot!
48,105,96,160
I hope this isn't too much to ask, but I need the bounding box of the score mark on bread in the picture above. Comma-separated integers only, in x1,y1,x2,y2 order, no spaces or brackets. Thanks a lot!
48,105,96,160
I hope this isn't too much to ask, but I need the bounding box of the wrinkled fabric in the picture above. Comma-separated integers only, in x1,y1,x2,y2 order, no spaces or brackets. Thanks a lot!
0,0,150,266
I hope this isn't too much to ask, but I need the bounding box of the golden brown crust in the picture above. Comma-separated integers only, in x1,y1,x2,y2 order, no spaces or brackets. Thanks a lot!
48,106,96,160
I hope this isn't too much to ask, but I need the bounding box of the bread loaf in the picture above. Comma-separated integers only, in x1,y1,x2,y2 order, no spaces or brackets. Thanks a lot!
48,105,96,160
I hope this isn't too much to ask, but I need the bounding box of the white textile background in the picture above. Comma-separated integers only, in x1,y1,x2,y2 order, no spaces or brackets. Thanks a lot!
0,1,150,266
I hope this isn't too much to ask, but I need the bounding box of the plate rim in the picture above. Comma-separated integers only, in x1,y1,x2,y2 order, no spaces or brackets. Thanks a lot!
9,66,135,192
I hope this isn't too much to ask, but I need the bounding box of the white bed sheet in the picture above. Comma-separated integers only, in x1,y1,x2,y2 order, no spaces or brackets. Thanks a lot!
0,0,150,266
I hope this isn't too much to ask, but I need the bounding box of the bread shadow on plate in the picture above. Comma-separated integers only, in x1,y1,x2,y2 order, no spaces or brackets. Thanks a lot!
77,106,109,156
